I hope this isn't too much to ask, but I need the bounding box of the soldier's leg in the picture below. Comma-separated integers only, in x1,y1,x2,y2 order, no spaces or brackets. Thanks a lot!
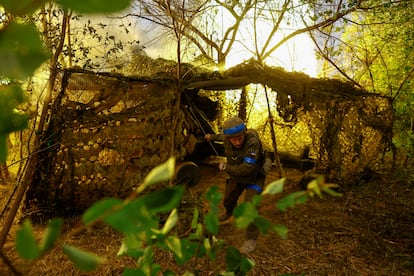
222,178,244,216
244,175,266,240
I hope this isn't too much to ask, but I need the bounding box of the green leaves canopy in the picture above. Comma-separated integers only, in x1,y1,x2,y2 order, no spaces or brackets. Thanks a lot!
0,0,134,162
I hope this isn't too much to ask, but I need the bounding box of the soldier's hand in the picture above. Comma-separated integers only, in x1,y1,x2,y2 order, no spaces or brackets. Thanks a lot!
204,134,211,141
218,162,226,171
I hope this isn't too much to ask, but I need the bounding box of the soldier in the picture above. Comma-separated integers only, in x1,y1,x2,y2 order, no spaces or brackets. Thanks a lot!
204,116,271,254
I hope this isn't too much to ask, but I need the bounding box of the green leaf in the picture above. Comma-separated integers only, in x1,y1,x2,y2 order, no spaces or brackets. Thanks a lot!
135,247,156,274
16,219,41,260
253,216,270,234
82,198,123,225
0,85,29,162
62,244,104,273
294,191,309,205
191,207,200,229
273,224,288,239
321,186,343,197
225,247,242,272
39,218,63,253
140,186,184,214
160,209,178,235
203,237,216,260
307,177,323,197
165,236,183,259
234,202,258,228
262,178,285,195
189,223,203,240
204,211,219,235
0,112,28,134
0,85,26,112
276,191,308,211
240,255,255,274
205,185,222,206
117,233,145,258
166,237,197,265
277,193,294,211
55,0,133,14
225,247,254,275
0,0,48,15
104,199,157,234
0,87,28,163
136,157,175,193
0,23,50,80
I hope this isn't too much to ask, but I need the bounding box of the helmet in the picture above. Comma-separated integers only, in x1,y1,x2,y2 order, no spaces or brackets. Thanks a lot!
223,116,246,138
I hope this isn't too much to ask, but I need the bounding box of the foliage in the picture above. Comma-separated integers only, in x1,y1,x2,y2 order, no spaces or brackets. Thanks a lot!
317,0,414,164
0,0,133,162
16,218,63,260
15,157,341,274
0,85,28,162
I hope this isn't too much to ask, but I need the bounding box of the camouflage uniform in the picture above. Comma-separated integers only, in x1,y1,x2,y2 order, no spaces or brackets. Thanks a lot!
210,126,266,240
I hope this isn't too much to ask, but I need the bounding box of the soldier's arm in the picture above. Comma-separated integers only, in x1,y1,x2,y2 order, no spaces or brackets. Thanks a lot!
205,133,224,142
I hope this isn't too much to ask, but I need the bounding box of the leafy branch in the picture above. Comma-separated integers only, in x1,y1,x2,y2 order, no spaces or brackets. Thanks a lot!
13,157,341,274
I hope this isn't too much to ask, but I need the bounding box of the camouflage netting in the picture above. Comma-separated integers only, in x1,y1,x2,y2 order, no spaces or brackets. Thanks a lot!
24,59,394,218
189,59,394,180
222,60,394,180
24,68,217,218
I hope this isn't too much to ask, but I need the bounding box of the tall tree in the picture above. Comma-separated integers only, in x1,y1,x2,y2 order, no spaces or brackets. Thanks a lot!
130,0,390,70
316,0,414,166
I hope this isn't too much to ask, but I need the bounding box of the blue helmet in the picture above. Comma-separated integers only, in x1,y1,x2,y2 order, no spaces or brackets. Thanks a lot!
223,116,246,138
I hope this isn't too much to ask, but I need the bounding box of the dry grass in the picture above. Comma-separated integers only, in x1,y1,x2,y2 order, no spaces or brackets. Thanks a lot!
1,166,413,275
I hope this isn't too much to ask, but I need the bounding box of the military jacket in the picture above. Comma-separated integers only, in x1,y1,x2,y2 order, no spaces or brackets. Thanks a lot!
211,129,264,184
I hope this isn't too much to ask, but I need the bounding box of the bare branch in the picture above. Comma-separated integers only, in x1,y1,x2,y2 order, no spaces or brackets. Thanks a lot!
258,0,290,61
309,30,362,88
393,66,414,101
262,1,363,60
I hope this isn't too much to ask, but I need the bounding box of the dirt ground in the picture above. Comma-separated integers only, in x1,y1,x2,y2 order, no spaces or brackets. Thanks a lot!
0,163,413,275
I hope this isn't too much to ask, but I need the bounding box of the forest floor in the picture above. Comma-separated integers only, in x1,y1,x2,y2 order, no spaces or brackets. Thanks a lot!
0,163,413,275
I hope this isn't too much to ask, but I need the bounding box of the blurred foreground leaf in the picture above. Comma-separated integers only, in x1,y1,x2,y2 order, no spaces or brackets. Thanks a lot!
103,199,157,234
117,233,145,258
55,0,133,14
263,178,285,195
276,191,309,211
0,0,48,15
82,198,123,225
140,186,184,214
0,85,29,162
63,244,104,272
225,247,254,275
39,218,63,253
137,157,175,193
273,224,289,239
234,202,258,228
0,22,50,80
16,219,41,260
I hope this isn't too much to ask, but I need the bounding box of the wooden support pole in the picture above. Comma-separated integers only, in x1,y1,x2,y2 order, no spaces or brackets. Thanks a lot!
263,86,285,178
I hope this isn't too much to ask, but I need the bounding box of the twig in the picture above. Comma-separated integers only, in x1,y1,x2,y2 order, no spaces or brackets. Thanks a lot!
0,250,22,275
